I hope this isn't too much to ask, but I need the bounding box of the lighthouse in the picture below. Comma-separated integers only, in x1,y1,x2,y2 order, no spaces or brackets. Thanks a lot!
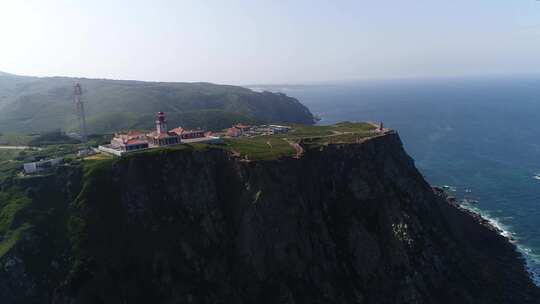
148,111,181,146
156,112,168,134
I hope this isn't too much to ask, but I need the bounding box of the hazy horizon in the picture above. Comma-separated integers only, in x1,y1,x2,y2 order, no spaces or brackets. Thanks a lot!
5,69,540,88
2,0,540,85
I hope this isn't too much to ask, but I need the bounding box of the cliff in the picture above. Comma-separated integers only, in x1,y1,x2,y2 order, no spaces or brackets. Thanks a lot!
0,133,538,303
0,72,315,133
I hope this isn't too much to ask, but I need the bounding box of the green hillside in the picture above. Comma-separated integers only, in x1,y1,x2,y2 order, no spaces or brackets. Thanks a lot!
0,72,314,133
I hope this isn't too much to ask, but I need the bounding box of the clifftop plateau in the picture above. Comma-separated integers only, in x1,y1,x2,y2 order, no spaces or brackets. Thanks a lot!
0,131,538,303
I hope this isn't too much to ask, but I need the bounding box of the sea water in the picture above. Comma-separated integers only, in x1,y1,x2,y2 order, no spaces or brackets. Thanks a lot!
254,76,540,284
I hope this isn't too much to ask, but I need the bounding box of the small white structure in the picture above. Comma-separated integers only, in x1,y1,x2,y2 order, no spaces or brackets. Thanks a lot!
98,145,126,157
181,136,223,144
77,148,96,157
23,158,63,174
268,124,291,134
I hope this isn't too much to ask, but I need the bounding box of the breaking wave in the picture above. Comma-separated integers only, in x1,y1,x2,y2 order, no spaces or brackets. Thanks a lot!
460,203,540,286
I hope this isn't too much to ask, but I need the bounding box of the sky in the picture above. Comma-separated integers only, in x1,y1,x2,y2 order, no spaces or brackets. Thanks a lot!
1,0,540,84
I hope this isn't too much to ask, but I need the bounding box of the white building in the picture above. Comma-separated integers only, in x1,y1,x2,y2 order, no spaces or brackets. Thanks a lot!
98,111,221,157
23,158,63,174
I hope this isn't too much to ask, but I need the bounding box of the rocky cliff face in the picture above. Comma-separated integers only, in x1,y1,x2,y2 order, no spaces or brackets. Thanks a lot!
1,133,539,303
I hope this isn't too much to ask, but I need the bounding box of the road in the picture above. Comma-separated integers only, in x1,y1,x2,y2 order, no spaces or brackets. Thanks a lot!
0,146,39,150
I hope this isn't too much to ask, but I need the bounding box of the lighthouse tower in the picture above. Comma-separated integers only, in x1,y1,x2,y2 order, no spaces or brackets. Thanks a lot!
156,112,168,134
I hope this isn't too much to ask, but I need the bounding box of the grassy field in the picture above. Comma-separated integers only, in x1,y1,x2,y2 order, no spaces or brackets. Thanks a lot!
223,136,296,160
285,125,336,138
83,153,112,161
217,122,379,160
0,150,24,184
286,122,376,139
0,149,22,161
0,133,36,146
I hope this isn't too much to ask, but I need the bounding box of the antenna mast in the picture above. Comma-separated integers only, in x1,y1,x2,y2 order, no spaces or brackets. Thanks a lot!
74,83,87,142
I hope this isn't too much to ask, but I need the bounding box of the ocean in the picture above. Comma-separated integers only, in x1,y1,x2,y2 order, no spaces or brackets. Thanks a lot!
253,76,540,284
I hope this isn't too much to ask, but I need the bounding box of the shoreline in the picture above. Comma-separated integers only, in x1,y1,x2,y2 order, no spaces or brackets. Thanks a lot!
460,204,540,286
435,186,540,286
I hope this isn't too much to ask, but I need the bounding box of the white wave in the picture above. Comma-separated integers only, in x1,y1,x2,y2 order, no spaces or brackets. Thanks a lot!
247,86,290,93
248,87,265,92
459,203,540,286
442,185,457,192
518,246,540,286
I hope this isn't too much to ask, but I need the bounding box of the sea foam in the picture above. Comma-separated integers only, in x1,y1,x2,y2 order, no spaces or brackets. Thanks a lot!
460,202,540,286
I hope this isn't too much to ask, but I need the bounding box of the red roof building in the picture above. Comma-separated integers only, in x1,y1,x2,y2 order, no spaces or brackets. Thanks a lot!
226,127,242,137
106,112,195,153
234,124,250,131
170,127,206,139
110,132,149,152
226,124,251,137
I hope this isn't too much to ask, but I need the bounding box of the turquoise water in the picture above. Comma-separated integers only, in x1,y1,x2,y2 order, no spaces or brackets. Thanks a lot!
255,77,540,283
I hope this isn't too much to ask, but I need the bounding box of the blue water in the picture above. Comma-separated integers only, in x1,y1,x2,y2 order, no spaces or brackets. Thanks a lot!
254,76,540,283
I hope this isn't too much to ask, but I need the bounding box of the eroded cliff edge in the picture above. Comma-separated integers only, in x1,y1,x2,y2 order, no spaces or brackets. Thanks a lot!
1,133,539,303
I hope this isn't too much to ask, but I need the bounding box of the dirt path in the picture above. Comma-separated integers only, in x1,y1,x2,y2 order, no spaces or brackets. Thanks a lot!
0,146,36,150
285,139,304,158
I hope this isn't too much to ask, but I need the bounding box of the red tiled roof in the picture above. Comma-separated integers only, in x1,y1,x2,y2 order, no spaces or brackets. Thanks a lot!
169,127,184,135
234,124,250,129
148,132,178,139
126,139,147,145
127,130,144,136
170,127,205,136
227,127,242,136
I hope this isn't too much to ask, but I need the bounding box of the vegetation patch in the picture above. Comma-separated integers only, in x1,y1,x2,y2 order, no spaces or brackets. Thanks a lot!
29,130,80,146
218,122,378,160
0,74,314,134
0,152,23,184
286,125,336,138
0,224,31,257
0,132,36,146
222,136,295,161
0,188,32,236
286,122,375,139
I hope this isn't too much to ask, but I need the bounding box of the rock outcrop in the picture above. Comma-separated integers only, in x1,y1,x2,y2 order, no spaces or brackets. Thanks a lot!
1,133,538,303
